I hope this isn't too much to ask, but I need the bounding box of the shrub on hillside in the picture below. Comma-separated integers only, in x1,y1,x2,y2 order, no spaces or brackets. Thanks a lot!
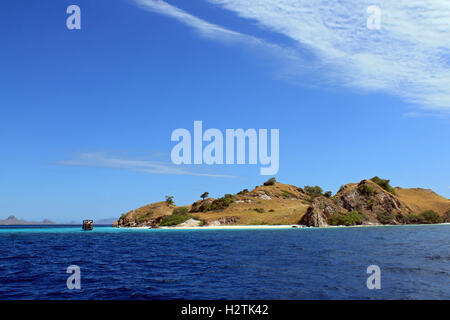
192,194,236,212
136,211,154,223
399,213,421,224
358,183,375,195
304,185,323,197
254,208,265,213
159,214,192,226
370,176,396,195
281,190,295,198
418,210,443,224
237,189,249,195
328,211,363,226
264,177,276,186
324,191,333,198
210,194,235,210
376,211,396,224
172,207,189,215
399,210,443,224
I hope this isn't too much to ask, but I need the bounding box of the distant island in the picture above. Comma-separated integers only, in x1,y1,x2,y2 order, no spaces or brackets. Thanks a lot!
0,215,118,226
0,215,56,225
114,177,450,229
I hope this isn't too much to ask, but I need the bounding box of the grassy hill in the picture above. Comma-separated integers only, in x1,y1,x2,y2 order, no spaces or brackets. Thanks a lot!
114,178,450,228
395,187,450,215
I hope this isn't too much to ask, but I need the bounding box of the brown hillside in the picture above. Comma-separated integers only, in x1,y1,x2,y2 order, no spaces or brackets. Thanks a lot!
191,183,310,225
395,187,450,216
114,179,450,228
113,201,178,227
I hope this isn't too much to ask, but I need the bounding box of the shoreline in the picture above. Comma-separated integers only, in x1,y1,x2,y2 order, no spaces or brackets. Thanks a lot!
118,222,450,230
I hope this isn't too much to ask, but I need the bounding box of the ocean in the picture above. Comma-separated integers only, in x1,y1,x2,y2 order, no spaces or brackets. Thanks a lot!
0,224,449,299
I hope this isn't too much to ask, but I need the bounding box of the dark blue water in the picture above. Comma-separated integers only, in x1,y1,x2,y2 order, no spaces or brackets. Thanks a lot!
0,225,449,299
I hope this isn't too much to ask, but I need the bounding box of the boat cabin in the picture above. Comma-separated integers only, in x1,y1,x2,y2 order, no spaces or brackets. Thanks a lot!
82,219,93,230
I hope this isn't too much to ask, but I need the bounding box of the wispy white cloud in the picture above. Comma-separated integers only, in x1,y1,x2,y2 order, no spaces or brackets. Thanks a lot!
135,0,450,112
57,152,235,178
205,0,450,111
134,0,302,62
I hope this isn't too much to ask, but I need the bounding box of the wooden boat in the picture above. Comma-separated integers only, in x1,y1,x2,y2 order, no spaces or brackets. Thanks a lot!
82,219,93,231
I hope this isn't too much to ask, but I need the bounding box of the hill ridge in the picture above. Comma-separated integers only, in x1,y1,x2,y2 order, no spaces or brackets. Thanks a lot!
114,179,450,228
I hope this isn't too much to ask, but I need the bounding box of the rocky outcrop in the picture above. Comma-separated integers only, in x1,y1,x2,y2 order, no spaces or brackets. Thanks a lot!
176,218,201,227
114,216,163,228
208,216,240,226
300,197,343,227
300,180,415,227
334,180,412,215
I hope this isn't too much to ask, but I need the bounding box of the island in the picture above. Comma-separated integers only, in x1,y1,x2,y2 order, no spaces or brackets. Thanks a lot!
113,177,450,229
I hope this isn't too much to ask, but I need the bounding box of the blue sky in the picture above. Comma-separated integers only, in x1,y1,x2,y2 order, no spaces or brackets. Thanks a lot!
1,0,449,222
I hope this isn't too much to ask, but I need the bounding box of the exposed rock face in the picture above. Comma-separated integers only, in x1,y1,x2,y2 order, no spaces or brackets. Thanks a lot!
334,180,412,216
300,197,343,227
257,193,272,200
176,218,201,227
208,216,240,226
114,216,163,228
300,180,414,227
445,210,450,223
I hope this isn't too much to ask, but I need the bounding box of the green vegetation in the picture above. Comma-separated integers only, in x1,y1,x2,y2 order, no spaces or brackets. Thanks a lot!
377,211,395,224
264,177,276,186
400,210,443,224
370,176,396,195
137,211,154,223
254,208,265,213
159,214,192,226
165,195,175,206
281,190,295,198
399,213,421,224
304,185,323,197
237,189,249,195
328,211,364,226
200,192,209,200
120,213,128,220
324,191,332,198
172,207,189,215
419,210,443,224
269,209,275,212
358,183,375,195
210,194,235,210
191,194,236,212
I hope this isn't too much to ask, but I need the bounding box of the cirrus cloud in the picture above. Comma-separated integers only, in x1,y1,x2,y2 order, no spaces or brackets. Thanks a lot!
135,0,450,112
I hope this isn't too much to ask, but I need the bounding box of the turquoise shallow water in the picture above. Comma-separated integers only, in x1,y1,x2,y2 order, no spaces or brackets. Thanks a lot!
0,224,449,299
